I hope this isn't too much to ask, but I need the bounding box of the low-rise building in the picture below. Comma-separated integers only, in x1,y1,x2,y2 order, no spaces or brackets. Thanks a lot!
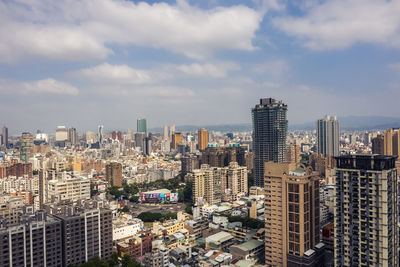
205,231,234,251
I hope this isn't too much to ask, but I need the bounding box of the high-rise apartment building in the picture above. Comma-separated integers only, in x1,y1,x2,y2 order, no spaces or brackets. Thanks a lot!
20,132,34,163
334,155,399,267
169,125,175,139
171,132,182,150
135,132,145,152
2,125,8,148
47,177,91,203
137,118,147,133
383,128,400,157
56,126,68,141
192,164,222,205
0,208,63,267
371,134,384,154
163,125,169,139
45,199,113,267
105,162,123,187
222,162,248,201
317,115,339,157
201,145,246,167
264,162,323,267
198,128,209,150
98,125,104,146
252,98,288,187
67,127,78,145
286,141,301,167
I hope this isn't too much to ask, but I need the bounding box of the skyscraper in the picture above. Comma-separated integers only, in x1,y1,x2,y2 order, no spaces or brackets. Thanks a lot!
264,162,323,267
334,155,399,266
163,125,169,140
169,125,175,139
192,164,222,205
198,128,209,151
2,125,8,148
98,125,104,146
252,98,288,187
371,134,384,154
105,162,123,187
383,128,400,156
20,132,34,163
68,127,78,145
171,132,182,150
317,115,339,157
137,118,147,133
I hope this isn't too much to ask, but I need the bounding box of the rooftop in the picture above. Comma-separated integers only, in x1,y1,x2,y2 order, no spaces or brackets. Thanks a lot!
206,231,233,244
236,239,263,251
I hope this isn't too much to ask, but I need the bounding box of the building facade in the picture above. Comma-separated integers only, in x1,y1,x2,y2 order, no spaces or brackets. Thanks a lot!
198,128,209,150
334,155,399,267
0,209,63,267
137,118,147,133
264,162,322,267
252,98,288,187
317,115,340,157
105,162,123,187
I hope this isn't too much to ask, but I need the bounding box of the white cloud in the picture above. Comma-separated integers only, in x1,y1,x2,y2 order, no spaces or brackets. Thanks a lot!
273,0,400,50
0,0,279,62
74,63,153,84
251,59,289,77
177,62,240,78
0,78,79,95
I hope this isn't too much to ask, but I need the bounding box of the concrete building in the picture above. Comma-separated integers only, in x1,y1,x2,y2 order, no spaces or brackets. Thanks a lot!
2,125,8,148
286,141,301,167
47,177,90,203
371,134,384,154
0,208,62,267
171,132,182,150
334,155,399,266
0,195,25,226
113,217,144,241
201,145,246,167
192,164,222,205
252,98,288,187
205,231,235,251
163,125,169,139
45,199,113,267
198,128,209,150
137,118,147,133
317,115,340,157
222,161,248,201
105,162,123,187
384,128,400,157
264,162,323,267
20,132,34,163
230,239,264,262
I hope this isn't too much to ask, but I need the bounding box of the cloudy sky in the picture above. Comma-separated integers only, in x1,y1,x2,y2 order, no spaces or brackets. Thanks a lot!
1,0,400,134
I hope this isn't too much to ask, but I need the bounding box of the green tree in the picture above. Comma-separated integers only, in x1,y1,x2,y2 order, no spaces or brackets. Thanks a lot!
183,182,193,202
185,205,193,215
120,205,129,213
247,171,255,188
108,186,123,198
121,254,142,267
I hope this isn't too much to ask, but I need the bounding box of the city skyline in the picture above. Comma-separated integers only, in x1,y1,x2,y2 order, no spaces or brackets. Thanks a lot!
1,0,400,133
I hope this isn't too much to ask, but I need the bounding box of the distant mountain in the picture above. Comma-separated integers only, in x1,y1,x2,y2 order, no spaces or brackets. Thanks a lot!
149,116,400,133
149,123,253,133
290,116,400,131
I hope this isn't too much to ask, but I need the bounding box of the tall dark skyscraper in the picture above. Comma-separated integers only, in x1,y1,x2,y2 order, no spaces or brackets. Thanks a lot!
252,98,288,187
2,125,8,148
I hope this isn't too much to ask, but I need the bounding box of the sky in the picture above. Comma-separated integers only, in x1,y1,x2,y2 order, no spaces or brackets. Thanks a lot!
1,0,400,134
